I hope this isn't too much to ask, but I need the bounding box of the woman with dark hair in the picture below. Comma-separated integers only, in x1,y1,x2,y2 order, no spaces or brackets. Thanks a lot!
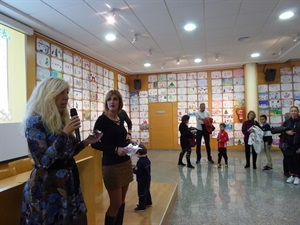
92,90,133,225
178,115,195,169
281,106,300,185
242,110,260,169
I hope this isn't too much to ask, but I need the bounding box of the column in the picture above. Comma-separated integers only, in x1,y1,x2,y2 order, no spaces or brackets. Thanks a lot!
244,63,259,116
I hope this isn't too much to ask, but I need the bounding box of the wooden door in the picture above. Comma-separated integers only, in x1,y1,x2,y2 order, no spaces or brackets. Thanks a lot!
149,102,179,150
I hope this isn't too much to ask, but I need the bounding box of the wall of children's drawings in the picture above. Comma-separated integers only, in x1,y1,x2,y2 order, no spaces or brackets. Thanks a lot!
129,64,300,149
129,70,246,148
258,66,300,146
35,36,130,138
33,35,300,150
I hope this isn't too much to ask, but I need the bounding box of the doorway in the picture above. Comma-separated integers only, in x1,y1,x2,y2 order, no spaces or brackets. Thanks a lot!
148,102,179,150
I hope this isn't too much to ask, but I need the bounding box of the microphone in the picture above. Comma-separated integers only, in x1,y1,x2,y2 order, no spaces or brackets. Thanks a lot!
70,108,81,143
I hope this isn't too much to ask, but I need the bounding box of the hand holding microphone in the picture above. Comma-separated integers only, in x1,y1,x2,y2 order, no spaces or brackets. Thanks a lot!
62,108,81,142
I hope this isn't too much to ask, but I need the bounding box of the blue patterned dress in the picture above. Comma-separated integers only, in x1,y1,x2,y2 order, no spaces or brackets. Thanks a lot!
20,116,87,225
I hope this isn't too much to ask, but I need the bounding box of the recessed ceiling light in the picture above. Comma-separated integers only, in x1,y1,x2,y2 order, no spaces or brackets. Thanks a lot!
184,23,196,31
144,63,151,67
251,53,260,58
194,58,202,63
105,33,116,41
106,15,115,24
279,11,294,20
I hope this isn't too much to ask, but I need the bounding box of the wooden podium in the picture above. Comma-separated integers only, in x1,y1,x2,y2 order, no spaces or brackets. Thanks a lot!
0,156,96,225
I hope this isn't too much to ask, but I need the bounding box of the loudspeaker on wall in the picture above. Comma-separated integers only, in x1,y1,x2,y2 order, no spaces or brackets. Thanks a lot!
265,69,276,81
134,79,142,89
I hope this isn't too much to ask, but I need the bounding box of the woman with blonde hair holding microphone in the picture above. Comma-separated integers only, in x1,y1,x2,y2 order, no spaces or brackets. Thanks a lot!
20,77,102,225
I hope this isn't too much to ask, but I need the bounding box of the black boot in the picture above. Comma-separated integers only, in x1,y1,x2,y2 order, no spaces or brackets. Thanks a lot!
115,203,125,225
105,214,115,225
252,151,257,169
186,158,195,169
178,152,186,166
245,149,250,168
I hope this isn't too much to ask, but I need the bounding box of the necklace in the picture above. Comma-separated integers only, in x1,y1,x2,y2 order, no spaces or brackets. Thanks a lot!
107,114,120,124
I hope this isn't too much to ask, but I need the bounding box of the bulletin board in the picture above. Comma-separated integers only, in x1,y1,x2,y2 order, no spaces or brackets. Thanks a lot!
35,36,130,138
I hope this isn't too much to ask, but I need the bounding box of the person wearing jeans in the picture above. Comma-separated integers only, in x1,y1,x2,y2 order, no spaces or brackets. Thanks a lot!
195,103,214,164
282,106,300,185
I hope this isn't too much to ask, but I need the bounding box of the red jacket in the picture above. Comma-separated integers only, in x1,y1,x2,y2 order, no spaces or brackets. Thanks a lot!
203,117,215,134
217,130,229,148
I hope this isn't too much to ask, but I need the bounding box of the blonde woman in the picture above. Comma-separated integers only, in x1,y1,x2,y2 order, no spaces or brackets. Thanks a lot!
92,90,133,225
20,77,102,225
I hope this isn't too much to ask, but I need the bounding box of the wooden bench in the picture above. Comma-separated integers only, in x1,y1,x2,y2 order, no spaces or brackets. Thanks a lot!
96,182,178,225
0,156,95,225
0,167,17,179
8,157,33,174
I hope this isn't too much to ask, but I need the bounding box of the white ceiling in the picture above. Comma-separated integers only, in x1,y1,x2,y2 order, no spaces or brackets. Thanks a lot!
1,0,300,75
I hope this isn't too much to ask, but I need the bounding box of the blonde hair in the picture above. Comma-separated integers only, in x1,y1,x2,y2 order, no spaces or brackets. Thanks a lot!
104,90,123,114
22,77,69,134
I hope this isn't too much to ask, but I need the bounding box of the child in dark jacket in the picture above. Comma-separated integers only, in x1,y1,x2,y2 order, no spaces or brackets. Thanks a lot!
133,143,152,211
260,115,273,170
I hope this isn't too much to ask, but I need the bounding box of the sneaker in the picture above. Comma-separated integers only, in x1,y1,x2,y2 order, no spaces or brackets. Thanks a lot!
287,176,295,183
294,177,300,185
134,206,146,212
225,164,228,168
208,159,214,164
262,166,272,171
218,164,221,168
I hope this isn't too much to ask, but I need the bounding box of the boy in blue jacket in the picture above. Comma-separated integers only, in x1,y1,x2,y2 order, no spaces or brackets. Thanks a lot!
133,143,152,211
260,115,273,170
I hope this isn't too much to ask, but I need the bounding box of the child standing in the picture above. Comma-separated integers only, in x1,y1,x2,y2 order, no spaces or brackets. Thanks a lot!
133,143,152,211
217,123,229,168
260,115,273,171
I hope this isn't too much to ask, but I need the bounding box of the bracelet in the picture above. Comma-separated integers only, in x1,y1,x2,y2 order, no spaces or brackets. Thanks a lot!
127,133,131,135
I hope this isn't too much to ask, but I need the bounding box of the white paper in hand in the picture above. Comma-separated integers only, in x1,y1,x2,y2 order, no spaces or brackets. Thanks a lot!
125,143,142,156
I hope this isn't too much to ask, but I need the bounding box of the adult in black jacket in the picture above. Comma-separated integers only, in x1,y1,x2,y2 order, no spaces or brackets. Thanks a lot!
119,109,132,140
282,106,300,185
178,115,195,168
242,110,261,169
92,90,133,225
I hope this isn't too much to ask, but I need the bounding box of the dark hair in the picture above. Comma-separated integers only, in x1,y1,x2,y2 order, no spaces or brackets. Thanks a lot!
247,110,256,120
137,143,147,155
260,114,267,120
181,115,190,122
290,106,299,112
220,123,226,128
